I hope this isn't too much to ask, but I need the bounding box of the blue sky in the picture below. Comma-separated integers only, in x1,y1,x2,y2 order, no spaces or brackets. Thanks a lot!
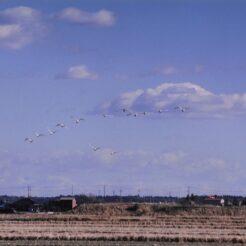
1,0,246,196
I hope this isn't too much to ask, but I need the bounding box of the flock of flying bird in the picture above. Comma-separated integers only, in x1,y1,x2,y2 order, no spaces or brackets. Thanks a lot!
24,105,189,154
24,116,85,143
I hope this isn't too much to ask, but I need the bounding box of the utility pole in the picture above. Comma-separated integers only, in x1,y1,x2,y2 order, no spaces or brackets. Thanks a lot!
27,185,31,198
187,186,191,197
71,185,74,196
137,189,141,197
103,184,106,198
119,189,122,202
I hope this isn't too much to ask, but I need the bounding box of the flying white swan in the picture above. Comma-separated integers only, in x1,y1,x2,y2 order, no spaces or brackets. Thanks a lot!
71,116,85,124
76,118,85,124
174,105,189,112
102,114,113,118
158,109,168,113
89,144,101,151
25,138,34,143
34,132,45,137
56,123,65,128
48,128,56,135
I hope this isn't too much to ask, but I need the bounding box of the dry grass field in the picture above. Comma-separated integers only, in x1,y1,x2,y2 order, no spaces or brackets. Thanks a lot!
0,241,244,246
0,203,246,245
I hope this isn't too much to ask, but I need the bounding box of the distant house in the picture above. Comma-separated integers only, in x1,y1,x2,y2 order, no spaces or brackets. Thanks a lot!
204,196,224,206
59,197,77,210
0,200,6,209
0,200,15,214
11,198,40,212
49,197,77,212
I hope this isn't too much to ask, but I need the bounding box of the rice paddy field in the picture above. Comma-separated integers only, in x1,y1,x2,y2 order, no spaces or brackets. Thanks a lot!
0,204,246,245
0,241,244,246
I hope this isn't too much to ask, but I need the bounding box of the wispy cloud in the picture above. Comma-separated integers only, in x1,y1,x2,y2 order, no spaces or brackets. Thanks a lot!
0,6,47,49
154,65,205,76
56,7,116,26
0,6,116,49
155,66,179,76
56,65,98,80
96,82,246,118
151,151,226,174
0,149,242,195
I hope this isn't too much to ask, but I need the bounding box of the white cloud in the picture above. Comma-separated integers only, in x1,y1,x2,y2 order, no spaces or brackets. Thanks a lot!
0,149,243,196
0,24,21,39
0,6,116,49
158,151,187,164
0,6,47,49
96,82,246,118
195,65,205,73
56,7,115,26
87,148,227,176
156,66,179,76
90,148,118,164
57,65,98,80
155,65,205,76
149,150,227,176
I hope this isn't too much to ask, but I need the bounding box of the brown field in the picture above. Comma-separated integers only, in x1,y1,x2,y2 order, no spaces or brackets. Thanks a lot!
0,203,246,245
0,241,244,246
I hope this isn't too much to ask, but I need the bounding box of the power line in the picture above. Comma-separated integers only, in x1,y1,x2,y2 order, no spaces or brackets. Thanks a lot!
0,184,246,197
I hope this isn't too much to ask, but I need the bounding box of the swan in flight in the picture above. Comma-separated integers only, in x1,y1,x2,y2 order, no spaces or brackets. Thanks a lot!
89,144,101,151
35,132,45,137
134,112,147,117
75,118,84,124
157,108,169,114
158,109,163,113
102,114,113,118
174,105,189,112
25,137,34,143
48,128,56,135
56,123,65,128
71,116,85,124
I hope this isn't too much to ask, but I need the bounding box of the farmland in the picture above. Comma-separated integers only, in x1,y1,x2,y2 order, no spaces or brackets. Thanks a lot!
0,203,246,245
0,242,244,246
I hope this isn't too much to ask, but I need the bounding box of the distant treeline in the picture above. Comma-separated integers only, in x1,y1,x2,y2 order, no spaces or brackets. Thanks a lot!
1,194,246,206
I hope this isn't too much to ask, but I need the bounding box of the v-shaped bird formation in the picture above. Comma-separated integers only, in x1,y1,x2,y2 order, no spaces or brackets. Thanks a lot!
24,105,189,155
